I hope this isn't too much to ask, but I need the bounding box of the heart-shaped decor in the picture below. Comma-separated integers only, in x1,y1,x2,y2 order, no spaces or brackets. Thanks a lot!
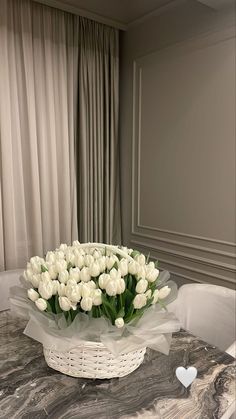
175,366,197,388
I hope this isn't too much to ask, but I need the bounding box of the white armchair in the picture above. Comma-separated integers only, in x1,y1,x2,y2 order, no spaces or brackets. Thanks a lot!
0,269,24,311
168,283,236,353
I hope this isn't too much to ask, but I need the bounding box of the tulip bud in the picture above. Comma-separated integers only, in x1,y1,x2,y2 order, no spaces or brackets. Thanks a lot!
128,261,139,275
59,296,76,311
69,267,80,282
99,273,110,289
92,289,102,306
55,259,67,273
48,265,58,280
133,293,147,309
137,265,146,280
158,286,171,300
119,259,128,276
116,278,126,294
146,268,159,283
98,256,106,272
87,280,96,289
58,283,66,296
74,253,84,269
35,298,47,311
58,270,69,284
27,288,39,302
59,243,67,252
30,273,41,288
80,267,91,282
80,297,93,311
84,254,94,266
80,283,92,298
65,284,81,303
151,289,159,304
110,268,120,281
72,240,80,247
106,255,118,270
135,279,148,294
115,318,124,328
145,289,152,299
89,262,100,277
106,280,117,296
52,280,59,295
38,278,53,300
134,254,146,266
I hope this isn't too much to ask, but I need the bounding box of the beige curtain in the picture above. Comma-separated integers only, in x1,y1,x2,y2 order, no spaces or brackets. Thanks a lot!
0,0,79,270
78,19,121,244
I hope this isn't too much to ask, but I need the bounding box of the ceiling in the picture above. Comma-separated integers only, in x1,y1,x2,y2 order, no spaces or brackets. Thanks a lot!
35,0,235,30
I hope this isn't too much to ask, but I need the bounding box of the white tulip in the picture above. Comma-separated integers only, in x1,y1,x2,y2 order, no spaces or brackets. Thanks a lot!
98,256,106,272
27,288,39,302
65,284,81,303
30,273,41,288
92,289,102,306
35,298,47,311
41,271,51,282
146,268,159,283
84,254,94,266
80,267,91,282
115,318,124,328
24,268,33,282
106,280,117,296
48,265,58,280
80,297,93,311
30,256,44,274
135,254,146,266
75,253,84,269
135,279,148,294
147,261,155,270
55,259,67,273
80,283,92,298
133,293,147,309
65,251,76,266
46,251,57,264
59,296,76,311
145,289,152,299
110,268,120,281
55,251,65,260
158,286,171,300
106,255,118,270
66,278,77,287
87,280,96,289
72,240,80,247
116,278,126,294
59,243,68,252
119,259,129,276
69,267,80,282
52,280,59,295
58,270,69,284
58,283,66,296
89,262,100,277
128,261,139,275
93,250,101,259
38,278,53,300
136,265,146,280
99,273,110,289
151,289,159,304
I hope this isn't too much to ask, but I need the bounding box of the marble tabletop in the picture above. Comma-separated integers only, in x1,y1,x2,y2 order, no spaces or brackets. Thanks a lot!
0,311,235,419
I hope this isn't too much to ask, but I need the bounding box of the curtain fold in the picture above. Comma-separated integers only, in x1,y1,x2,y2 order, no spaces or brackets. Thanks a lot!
0,0,121,270
78,18,121,244
0,0,79,270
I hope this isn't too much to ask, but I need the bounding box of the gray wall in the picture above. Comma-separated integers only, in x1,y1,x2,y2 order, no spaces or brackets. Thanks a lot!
120,0,236,288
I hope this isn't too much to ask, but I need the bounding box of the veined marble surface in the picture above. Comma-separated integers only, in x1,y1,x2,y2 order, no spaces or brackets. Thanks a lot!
0,311,235,419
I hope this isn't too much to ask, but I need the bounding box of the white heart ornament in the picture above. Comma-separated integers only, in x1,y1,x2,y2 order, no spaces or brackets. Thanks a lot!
175,366,197,388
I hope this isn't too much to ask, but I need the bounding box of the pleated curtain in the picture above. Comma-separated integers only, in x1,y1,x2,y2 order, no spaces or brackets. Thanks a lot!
0,0,121,271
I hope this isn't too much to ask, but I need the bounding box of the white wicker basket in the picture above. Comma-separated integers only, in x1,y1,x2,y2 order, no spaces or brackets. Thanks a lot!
43,243,146,379
43,342,146,379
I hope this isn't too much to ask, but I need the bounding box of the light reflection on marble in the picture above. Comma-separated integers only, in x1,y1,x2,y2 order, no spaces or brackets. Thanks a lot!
0,311,235,419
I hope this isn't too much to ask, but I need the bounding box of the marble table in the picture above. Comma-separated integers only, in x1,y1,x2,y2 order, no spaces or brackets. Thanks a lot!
0,311,235,419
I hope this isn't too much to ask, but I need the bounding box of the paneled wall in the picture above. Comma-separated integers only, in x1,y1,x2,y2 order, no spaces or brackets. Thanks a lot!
120,0,236,288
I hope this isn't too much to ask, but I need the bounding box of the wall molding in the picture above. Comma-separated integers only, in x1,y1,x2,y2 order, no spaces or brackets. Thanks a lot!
131,239,236,274
131,25,236,287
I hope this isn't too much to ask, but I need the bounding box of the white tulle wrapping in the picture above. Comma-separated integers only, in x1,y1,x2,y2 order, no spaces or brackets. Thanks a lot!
10,272,180,356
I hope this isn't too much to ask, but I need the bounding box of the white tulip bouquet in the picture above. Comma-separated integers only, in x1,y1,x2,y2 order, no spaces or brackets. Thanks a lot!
24,241,172,329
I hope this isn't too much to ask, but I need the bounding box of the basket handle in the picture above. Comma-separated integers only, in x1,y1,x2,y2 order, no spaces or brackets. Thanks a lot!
77,242,134,262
